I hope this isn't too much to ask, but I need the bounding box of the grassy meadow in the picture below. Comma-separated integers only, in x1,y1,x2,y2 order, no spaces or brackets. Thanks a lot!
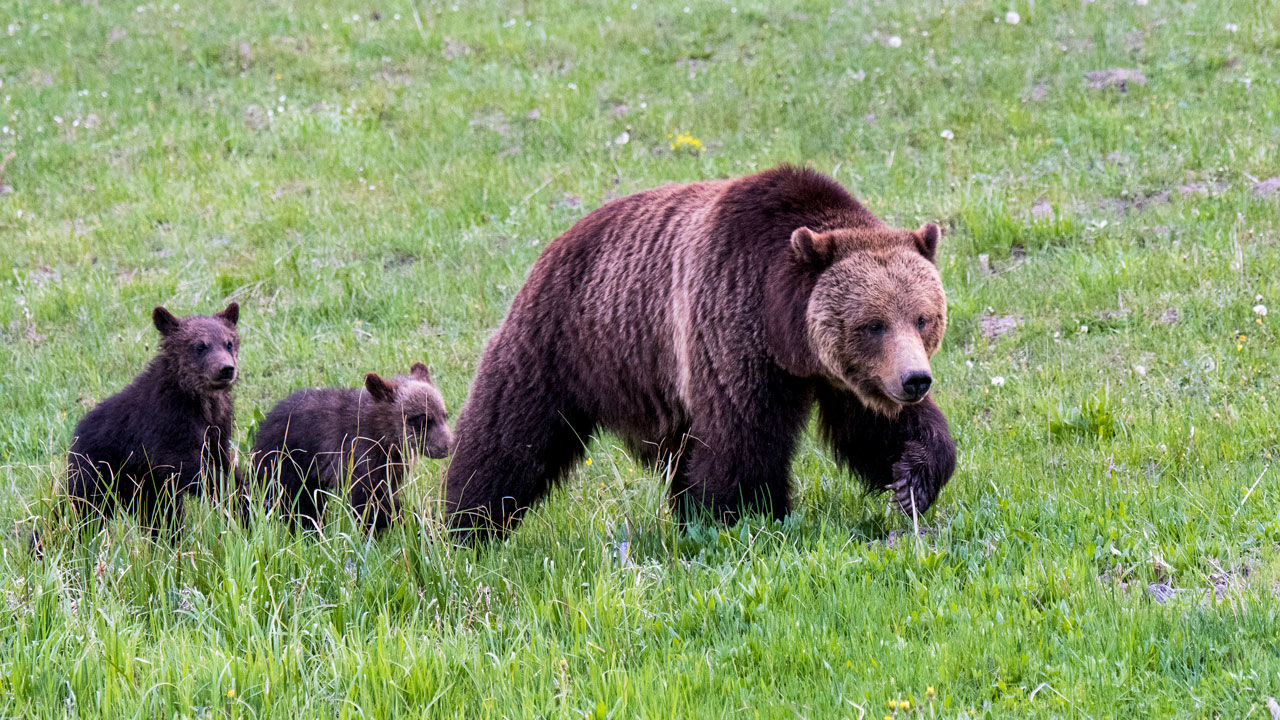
3,0,1280,716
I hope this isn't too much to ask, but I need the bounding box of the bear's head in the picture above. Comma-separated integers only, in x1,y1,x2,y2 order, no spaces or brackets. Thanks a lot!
364,362,454,459
795,223,946,417
153,303,241,394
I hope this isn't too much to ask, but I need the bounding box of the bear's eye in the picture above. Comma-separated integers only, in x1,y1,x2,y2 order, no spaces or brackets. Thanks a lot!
194,342,210,355
864,321,887,335
224,340,234,352
916,316,929,331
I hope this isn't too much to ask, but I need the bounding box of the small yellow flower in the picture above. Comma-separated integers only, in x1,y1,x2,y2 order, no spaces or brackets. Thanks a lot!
670,133,704,154
901,701,910,710
889,700,898,709
927,686,935,696
227,688,236,698
585,457,592,466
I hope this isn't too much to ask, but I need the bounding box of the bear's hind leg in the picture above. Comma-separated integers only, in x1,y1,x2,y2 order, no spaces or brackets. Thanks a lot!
446,401,595,539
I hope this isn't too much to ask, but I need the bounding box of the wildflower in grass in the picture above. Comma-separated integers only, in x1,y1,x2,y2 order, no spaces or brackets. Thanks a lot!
585,457,592,466
991,376,1006,387
927,685,935,697
940,129,954,140
227,688,235,698
1253,304,1267,316
887,35,902,48
669,133,703,154
1005,10,1021,24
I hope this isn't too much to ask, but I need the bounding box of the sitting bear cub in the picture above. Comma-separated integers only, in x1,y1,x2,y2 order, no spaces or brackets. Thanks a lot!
248,363,452,533
65,303,241,540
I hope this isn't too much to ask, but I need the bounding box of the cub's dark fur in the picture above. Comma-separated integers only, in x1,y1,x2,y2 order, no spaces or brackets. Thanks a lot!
248,363,452,533
63,303,241,539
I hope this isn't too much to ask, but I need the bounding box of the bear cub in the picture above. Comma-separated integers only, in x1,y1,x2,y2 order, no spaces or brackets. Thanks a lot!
64,303,241,539
248,363,453,533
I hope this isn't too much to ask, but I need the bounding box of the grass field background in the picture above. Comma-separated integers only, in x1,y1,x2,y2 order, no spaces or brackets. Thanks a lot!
3,0,1280,716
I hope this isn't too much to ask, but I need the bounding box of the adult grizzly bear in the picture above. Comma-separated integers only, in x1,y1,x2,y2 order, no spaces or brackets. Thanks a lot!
446,166,955,537
65,303,241,539
247,363,453,533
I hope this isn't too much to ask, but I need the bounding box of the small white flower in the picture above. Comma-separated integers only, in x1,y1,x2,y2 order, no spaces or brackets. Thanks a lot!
567,82,577,90
1005,10,1021,24
1079,325,1089,334
940,129,954,140
887,35,903,48
1225,23,1239,32
1254,304,1267,316
613,129,630,145
991,376,1006,387
1134,365,1147,376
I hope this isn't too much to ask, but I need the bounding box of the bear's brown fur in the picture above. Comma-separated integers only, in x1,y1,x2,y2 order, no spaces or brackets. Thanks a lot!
445,166,955,537
247,363,452,533
64,303,241,539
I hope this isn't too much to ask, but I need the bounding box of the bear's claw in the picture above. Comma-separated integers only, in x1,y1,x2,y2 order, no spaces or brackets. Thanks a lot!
888,439,947,516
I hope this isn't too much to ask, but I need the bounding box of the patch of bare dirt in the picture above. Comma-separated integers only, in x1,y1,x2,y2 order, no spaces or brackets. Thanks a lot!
442,36,470,60
979,314,1024,341
1252,177,1280,197
1085,68,1146,91
242,104,269,131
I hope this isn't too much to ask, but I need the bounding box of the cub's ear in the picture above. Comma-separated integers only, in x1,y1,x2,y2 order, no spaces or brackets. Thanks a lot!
218,302,240,326
364,373,397,403
409,362,432,382
790,226,835,266
153,306,181,336
912,223,941,263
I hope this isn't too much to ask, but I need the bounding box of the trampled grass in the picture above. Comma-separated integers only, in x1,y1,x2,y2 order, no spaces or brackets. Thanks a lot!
2,0,1279,717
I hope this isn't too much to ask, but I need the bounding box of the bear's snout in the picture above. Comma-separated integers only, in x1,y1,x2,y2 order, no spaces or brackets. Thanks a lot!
217,364,236,382
900,371,932,401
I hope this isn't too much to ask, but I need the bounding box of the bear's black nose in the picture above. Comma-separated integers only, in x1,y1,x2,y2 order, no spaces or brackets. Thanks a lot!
217,365,236,381
901,371,932,401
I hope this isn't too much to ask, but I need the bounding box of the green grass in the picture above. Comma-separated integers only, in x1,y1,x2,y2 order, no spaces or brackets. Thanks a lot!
3,0,1280,716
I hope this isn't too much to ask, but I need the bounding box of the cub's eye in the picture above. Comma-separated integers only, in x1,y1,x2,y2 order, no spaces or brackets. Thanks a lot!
224,341,234,352
864,321,887,336
916,316,929,331
195,342,210,355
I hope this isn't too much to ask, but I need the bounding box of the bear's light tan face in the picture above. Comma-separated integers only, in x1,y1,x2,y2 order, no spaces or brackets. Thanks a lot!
806,237,946,417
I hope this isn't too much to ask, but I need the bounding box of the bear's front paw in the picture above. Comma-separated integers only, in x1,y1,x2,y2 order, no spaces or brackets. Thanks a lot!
888,438,954,516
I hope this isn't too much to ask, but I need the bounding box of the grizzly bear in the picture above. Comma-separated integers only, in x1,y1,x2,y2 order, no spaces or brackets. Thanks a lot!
445,166,955,538
64,303,241,539
247,363,453,533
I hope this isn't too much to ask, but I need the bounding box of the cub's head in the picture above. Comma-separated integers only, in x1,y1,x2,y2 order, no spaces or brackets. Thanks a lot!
153,303,241,393
364,362,453,459
795,223,946,417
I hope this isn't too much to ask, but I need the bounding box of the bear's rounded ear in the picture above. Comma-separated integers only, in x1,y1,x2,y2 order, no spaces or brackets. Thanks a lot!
912,223,942,263
364,373,397,403
153,306,181,336
218,302,239,326
410,362,432,382
790,226,833,266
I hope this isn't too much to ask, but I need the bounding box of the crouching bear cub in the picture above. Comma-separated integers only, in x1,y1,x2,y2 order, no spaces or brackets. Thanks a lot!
248,363,453,533
65,303,241,539
446,166,955,537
